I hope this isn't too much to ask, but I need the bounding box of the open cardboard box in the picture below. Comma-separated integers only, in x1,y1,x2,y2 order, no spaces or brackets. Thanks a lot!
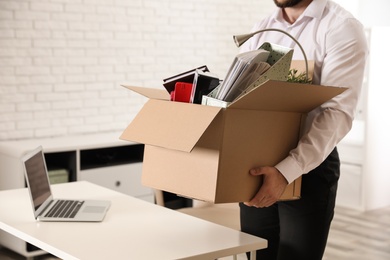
120,43,345,203
120,79,346,203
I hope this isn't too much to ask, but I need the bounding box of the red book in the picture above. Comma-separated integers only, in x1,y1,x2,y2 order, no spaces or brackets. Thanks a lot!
171,82,193,103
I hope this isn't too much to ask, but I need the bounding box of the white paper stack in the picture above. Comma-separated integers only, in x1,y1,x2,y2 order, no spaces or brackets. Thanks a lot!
216,49,271,102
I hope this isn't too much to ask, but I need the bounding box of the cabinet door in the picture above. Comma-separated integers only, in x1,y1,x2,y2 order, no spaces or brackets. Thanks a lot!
79,163,154,202
336,163,363,210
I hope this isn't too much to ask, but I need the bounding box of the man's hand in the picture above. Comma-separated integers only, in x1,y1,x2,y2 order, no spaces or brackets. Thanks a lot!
244,166,288,208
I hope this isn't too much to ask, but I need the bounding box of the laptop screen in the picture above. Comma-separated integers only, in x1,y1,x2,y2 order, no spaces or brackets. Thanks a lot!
24,148,52,211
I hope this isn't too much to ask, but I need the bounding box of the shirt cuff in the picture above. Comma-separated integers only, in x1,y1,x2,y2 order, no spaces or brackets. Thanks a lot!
275,156,304,184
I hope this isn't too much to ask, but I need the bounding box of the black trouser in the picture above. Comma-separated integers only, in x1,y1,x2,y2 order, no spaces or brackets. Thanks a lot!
240,148,340,260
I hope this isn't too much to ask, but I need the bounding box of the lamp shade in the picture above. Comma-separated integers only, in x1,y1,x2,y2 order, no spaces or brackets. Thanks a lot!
233,33,256,47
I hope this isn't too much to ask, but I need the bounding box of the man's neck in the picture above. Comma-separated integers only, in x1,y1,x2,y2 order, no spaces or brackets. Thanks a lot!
282,0,313,24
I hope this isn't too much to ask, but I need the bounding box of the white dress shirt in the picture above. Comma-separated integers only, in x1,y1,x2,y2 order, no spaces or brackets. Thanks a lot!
239,0,368,184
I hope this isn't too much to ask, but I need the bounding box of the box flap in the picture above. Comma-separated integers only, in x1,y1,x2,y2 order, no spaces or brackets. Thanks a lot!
120,99,222,152
122,85,170,100
228,80,346,113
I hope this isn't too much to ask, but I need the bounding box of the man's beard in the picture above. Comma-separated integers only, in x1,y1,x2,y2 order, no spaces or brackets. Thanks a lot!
273,0,303,8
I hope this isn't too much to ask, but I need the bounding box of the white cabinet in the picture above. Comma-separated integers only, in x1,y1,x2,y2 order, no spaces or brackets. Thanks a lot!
336,27,390,211
338,161,363,209
79,163,153,201
337,121,365,210
0,132,154,258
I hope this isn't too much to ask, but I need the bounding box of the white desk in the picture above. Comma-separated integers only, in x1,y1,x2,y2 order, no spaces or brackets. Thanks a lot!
0,181,266,259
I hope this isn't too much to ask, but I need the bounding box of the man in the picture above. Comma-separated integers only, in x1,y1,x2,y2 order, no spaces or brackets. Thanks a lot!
239,0,368,259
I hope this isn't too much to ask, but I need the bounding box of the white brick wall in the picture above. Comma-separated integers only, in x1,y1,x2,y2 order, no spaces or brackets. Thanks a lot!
0,0,274,141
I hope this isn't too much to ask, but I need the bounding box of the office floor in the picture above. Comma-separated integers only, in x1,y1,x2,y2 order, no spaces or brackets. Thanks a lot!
0,206,389,260
323,205,390,260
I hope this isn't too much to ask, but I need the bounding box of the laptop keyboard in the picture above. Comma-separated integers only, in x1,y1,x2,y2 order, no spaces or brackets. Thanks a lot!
45,200,85,218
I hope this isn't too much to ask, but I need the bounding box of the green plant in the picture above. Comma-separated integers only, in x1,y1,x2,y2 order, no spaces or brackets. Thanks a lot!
287,69,312,84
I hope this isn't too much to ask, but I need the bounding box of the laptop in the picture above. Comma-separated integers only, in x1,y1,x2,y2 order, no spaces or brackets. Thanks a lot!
22,146,110,222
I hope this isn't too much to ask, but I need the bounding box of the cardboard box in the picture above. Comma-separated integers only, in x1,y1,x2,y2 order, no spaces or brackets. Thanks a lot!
120,43,345,203
120,80,346,203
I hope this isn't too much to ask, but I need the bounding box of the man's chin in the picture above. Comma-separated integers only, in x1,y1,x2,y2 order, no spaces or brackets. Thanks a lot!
273,0,303,8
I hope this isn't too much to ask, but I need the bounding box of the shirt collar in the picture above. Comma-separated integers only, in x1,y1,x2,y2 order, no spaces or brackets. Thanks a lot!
304,0,328,19
272,0,328,24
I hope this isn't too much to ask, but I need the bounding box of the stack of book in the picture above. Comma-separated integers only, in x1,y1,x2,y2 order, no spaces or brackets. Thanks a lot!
163,49,271,105
163,65,220,104
215,49,271,102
